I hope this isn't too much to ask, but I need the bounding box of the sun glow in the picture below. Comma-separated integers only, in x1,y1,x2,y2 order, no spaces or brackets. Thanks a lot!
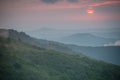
87,8,94,14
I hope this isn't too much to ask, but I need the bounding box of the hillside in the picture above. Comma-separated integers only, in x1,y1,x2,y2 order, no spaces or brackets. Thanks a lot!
68,45,120,65
60,33,115,46
0,37,120,80
0,29,76,54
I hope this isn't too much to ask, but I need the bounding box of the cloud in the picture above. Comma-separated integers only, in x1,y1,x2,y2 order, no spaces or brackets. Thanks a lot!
40,0,79,4
40,0,59,4
39,0,120,6
104,40,120,46
67,0,78,3
89,0,120,7
1,0,120,10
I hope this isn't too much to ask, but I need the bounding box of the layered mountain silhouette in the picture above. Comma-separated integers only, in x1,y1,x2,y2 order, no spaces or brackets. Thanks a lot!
99,32,120,40
60,33,116,46
3,29,75,54
0,29,120,80
0,29,120,65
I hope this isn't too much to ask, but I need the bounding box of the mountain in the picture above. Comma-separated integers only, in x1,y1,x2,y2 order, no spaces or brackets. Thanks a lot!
26,28,81,41
60,33,116,46
68,45,120,65
26,28,74,41
97,32,120,40
0,29,76,54
0,36,120,80
0,29,119,65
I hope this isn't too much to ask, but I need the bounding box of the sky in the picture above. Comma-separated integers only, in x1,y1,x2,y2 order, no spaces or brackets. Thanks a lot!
0,0,120,31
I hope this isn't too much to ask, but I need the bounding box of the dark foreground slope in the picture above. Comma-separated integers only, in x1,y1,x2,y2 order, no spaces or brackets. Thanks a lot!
0,38,120,80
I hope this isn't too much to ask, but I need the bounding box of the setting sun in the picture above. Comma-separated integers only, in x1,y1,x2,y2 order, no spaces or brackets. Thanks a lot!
87,8,94,14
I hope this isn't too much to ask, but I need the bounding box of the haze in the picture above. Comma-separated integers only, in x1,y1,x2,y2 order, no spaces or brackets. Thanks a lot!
0,0,120,31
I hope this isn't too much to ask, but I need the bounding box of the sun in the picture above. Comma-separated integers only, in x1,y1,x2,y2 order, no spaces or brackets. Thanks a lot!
87,8,94,14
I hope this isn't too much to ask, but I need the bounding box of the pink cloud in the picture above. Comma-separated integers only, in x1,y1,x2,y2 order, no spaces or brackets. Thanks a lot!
23,4,80,11
89,0,120,7
4,11,120,24
2,0,120,12
59,13,120,21
1,0,120,23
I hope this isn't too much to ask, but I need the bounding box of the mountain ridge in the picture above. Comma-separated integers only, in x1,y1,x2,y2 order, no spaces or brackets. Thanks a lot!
60,33,116,46
0,29,78,55
0,35,120,80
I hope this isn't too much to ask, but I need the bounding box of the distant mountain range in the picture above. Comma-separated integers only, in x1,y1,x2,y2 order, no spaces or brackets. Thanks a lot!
8,29,77,54
0,29,120,80
98,32,120,40
60,33,116,46
0,29,120,66
27,28,120,46
26,28,74,40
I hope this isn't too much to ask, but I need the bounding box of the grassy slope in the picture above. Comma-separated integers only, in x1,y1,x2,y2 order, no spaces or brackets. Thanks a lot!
0,38,120,80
